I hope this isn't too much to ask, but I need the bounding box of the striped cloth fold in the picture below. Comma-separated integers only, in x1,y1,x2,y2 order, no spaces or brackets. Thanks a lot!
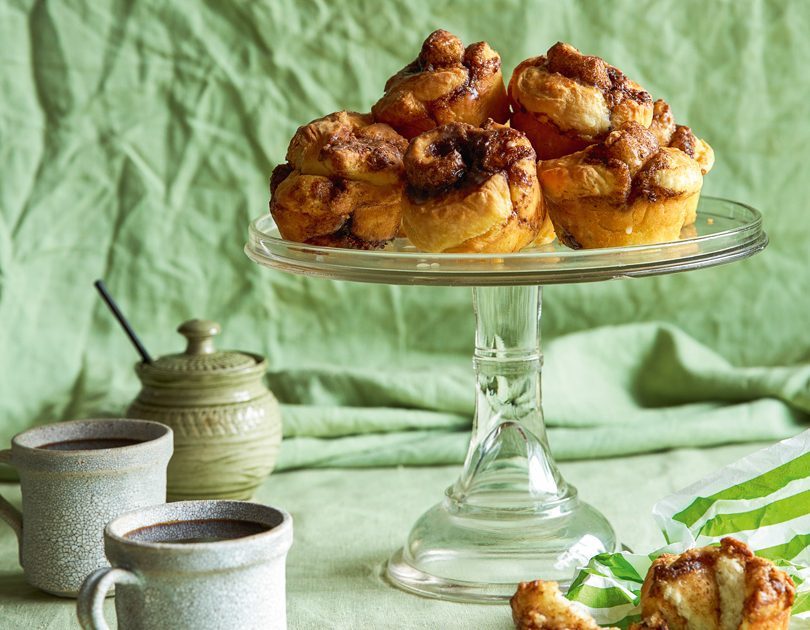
566,430,810,628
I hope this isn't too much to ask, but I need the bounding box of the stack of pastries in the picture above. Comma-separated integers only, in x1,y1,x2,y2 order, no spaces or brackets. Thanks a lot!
269,31,714,252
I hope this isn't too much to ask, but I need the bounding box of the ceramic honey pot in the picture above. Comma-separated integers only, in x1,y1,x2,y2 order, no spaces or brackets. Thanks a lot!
127,319,281,500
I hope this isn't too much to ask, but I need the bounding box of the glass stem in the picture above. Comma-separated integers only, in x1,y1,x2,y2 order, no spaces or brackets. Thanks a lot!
450,286,569,507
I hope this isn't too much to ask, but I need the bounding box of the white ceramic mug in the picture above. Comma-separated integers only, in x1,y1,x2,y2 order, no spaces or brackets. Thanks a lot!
0,419,172,596
77,500,293,629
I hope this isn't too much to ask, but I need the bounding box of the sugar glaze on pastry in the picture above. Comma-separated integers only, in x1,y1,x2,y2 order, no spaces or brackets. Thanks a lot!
269,111,407,249
372,29,510,139
509,42,653,159
403,120,546,253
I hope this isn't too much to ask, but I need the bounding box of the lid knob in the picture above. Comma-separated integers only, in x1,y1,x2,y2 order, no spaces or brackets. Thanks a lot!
177,319,221,355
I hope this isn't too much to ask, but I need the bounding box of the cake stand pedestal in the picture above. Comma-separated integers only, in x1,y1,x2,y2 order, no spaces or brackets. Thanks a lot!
246,197,767,603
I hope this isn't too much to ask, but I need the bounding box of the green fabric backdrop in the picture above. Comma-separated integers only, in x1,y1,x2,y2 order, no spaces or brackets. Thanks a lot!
0,0,808,471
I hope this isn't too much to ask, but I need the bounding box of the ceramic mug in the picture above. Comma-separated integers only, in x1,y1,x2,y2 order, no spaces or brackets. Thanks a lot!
0,418,173,596
77,500,293,629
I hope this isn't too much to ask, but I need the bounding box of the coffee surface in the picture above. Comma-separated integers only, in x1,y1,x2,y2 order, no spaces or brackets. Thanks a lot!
126,518,271,544
38,438,144,451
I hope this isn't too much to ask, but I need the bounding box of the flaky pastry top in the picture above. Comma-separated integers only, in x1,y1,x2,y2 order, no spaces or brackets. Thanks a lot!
281,111,408,187
372,29,509,138
510,42,653,138
405,120,536,200
269,111,407,248
402,120,543,253
537,122,703,205
650,99,715,175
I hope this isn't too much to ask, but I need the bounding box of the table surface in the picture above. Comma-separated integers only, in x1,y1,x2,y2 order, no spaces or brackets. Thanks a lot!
0,441,769,629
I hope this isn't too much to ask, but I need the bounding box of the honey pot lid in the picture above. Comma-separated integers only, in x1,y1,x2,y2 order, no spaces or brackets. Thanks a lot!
146,319,259,374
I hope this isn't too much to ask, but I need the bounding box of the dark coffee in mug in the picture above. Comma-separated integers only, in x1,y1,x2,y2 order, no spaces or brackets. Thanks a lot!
38,438,144,451
126,518,272,544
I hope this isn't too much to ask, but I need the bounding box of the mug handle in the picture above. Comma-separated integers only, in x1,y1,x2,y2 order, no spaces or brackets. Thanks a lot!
0,449,23,560
77,567,140,630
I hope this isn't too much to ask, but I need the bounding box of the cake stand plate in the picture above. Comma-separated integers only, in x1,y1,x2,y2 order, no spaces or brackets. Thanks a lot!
245,197,767,603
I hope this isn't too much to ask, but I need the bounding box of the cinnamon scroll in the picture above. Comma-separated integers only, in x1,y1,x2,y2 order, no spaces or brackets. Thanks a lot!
372,29,510,139
269,111,407,249
402,120,546,253
509,42,653,159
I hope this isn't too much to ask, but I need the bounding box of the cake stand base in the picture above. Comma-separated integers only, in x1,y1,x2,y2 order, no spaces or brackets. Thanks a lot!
386,489,615,602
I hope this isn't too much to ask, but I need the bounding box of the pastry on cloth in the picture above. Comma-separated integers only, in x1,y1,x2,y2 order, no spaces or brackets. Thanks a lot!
510,580,619,630
631,537,795,630
537,121,704,249
648,99,714,225
509,42,653,159
510,539,793,630
269,111,408,249
371,29,510,139
402,120,545,253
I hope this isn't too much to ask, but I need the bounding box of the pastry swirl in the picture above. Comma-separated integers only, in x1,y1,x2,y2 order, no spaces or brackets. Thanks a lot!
372,29,510,139
403,120,545,253
269,111,407,249
537,122,704,248
509,42,653,159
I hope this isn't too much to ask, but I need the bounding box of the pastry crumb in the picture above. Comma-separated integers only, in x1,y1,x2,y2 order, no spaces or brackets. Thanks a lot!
510,580,618,630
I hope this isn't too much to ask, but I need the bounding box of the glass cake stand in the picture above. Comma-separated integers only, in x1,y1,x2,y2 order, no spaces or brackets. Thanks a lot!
245,197,767,603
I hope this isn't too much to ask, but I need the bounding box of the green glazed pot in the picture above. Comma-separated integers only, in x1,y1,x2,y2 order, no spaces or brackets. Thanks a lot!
126,320,281,501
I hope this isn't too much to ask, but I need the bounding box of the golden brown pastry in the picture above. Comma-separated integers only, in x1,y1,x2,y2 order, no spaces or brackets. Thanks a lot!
510,580,618,630
649,100,714,175
537,122,704,249
509,42,653,159
631,538,795,630
534,212,557,246
269,111,408,249
372,29,510,139
649,99,714,225
402,120,545,253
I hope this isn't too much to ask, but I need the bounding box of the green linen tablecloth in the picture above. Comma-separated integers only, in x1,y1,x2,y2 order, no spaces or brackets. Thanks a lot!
0,442,770,629
0,0,808,470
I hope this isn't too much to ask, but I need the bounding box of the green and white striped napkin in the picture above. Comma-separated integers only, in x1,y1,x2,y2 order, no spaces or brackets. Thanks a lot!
566,430,810,629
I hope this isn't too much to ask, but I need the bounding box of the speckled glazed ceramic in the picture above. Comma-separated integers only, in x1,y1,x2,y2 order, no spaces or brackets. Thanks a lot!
0,419,172,597
127,319,282,501
77,500,293,630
